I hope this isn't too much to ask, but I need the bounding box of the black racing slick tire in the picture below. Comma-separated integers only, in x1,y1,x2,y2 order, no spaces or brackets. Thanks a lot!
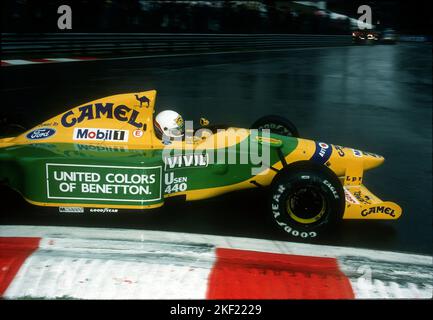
270,161,345,239
251,115,299,138
0,112,29,137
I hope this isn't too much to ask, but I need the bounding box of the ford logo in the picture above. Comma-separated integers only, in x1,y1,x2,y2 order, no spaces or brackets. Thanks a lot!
26,128,56,140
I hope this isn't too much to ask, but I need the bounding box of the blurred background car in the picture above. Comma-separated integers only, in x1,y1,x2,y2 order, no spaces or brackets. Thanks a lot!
352,29,379,44
352,30,366,43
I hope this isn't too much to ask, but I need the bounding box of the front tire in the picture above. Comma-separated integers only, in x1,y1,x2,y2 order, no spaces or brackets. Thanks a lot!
270,161,345,239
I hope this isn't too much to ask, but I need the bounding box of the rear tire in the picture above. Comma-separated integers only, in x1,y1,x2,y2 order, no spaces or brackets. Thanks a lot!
270,161,345,239
0,113,29,137
251,115,299,137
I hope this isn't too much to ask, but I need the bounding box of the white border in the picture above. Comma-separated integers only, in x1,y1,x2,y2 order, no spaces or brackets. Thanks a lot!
46,163,162,203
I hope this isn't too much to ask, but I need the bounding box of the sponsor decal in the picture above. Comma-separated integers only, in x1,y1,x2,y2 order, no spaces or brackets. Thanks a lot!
38,122,58,127
164,172,188,194
255,136,282,147
26,128,56,140
362,151,382,158
353,191,372,205
345,176,362,184
59,206,84,213
89,208,118,213
164,153,208,170
61,103,144,129
73,128,129,142
175,115,184,130
352,149,381,158
361,206,395,217
75,144,128,152
311,142,332,164
343,188,360,205
134,94,150,108
133,129,143,138
352,149,363,157
46,163,162,203
333,145,345,157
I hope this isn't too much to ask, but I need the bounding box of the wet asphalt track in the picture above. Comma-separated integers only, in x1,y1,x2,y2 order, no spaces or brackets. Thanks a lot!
1,43,432,255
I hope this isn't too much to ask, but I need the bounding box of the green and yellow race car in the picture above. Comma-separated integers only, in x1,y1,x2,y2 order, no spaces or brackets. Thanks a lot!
0,90,402,239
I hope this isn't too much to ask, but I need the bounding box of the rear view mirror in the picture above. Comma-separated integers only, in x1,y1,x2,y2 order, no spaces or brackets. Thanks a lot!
200,117,210,127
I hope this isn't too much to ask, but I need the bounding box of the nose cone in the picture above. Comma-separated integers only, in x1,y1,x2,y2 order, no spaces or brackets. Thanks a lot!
362,151,385,170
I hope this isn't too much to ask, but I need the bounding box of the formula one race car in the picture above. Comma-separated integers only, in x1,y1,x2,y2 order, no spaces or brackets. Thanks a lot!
352,30,380,44
0,90,402,239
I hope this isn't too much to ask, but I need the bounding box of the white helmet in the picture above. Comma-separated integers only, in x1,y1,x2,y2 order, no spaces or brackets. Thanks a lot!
154,110,184,139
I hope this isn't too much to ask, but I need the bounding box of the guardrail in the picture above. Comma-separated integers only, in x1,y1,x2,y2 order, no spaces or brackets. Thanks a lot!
1,33,352,57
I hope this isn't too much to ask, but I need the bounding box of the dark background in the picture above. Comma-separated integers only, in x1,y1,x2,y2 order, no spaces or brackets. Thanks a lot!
2,0,432,35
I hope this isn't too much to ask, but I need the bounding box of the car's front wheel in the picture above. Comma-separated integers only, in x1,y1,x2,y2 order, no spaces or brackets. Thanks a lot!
270,161,345,239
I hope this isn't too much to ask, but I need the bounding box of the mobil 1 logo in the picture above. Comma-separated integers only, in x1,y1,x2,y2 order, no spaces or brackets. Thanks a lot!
73,128,129,142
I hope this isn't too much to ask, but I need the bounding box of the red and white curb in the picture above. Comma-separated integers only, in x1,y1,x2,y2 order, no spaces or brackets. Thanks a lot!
1,57,98,67
0,225,431,299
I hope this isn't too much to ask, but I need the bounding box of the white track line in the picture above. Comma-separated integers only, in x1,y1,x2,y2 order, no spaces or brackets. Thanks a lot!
1,45,354,67
2,59,42,65
98,45,354,62
45,58,81,62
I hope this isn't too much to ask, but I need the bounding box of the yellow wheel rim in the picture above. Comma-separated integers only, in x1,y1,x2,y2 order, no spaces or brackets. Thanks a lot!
286,188,326,224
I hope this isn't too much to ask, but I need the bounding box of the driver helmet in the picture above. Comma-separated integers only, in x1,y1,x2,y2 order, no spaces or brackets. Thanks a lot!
154,110,184,139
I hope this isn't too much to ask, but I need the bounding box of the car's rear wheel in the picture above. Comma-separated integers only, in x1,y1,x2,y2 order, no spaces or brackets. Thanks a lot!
251,115,299,137
0,113,29,137
270,161,345,239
